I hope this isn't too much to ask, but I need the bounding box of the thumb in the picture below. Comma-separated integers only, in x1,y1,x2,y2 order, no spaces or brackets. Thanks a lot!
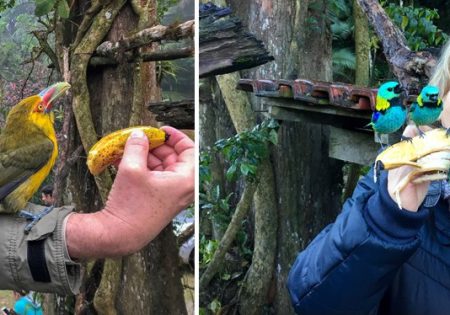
119,129,149,171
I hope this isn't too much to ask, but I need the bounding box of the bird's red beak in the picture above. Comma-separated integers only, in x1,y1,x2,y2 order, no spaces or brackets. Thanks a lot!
39,82,71,112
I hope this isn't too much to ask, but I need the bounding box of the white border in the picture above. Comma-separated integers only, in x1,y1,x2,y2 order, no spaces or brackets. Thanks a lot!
194,0,200,313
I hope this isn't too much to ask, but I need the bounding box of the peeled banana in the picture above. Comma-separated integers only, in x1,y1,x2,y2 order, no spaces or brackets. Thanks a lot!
87,126,168,175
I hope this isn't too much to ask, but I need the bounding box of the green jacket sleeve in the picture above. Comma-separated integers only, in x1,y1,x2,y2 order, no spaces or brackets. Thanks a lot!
0,203,81,294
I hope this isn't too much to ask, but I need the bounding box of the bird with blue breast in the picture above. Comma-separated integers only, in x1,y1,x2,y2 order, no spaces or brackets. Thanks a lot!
369,81,406,144
409,85,442,137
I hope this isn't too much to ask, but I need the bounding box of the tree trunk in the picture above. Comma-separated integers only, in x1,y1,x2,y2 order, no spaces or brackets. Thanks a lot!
354,0,370,86
199,77,235,241
227,0,343,313
216,72,277,315
47,0,188,313
342,0,371,201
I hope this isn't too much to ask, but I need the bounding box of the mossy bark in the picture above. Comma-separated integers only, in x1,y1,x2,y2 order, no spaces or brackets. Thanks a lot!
342,0,371,201
46,0,188,313
227,1,343,314
215,72,277,315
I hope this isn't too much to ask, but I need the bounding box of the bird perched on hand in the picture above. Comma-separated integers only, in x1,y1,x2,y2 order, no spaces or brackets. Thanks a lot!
409,85,442,136
0,82,70,232
369,81,406,138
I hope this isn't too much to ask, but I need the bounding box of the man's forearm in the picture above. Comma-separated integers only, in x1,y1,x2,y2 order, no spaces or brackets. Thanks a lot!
65,206,176,259
66,127,194,260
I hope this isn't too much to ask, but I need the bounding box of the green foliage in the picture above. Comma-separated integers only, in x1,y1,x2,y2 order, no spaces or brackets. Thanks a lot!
157,60,183,84
328,0,353,42
382,2,448,51
56,0,69,18
328,0,449,83
332,47,355,82
328,0,356,82
0,0,14,11
158,0,180,21
199,119,280,281
0,4,40,81
214,119,279,182
200,236,219,268
207,299,222,314
34,0,69,18
200,119,279,222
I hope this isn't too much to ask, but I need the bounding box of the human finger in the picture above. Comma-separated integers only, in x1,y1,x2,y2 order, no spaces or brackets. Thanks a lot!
119,129,149,171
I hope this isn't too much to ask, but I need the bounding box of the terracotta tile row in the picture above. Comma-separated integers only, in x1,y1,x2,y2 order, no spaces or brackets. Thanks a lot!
237,79,419,111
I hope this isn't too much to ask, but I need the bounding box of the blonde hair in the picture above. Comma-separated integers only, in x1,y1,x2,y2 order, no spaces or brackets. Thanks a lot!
429,40,450,97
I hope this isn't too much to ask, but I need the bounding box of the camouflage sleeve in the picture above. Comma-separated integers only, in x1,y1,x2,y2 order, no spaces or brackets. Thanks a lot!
0,203,81,294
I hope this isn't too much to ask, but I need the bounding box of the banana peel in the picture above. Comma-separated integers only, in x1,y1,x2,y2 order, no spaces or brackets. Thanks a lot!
375,128,450,208
87,126,168,176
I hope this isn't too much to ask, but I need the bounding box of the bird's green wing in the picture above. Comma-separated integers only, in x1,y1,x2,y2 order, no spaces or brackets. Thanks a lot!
375,95,390,111
0,136,53,201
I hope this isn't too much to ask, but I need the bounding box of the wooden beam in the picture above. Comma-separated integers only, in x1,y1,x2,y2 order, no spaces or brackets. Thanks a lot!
89,46,194,66
268,107,378,165
148,99,194,129
329,126,379,165
264,98,371,121
96,20,195,58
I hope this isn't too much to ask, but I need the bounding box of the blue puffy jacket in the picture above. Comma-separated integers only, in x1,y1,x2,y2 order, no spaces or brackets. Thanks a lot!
287,169,450,315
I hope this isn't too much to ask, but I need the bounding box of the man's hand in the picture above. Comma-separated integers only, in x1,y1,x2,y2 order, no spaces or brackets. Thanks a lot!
66,126,195,259
387,125,430,212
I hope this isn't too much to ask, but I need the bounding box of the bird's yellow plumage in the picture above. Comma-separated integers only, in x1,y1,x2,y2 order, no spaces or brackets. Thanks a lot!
375,94,390,111
0,83,69,213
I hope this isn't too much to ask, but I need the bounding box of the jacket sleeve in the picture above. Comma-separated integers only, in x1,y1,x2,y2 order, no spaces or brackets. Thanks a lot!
287,170,430,315
0,204,81,294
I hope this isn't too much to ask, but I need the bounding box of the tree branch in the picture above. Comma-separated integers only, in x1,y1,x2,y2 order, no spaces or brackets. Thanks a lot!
199,179,258,290
89,46,194,66
72,0,102,49
95,20,195,58
177,224,194,247
33,30,61,74
356,0,437,88
71,0,127,202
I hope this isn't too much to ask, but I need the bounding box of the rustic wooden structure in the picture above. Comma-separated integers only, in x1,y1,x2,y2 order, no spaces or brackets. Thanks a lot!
148,99,194,129
199,3,273,77
237,78,420,165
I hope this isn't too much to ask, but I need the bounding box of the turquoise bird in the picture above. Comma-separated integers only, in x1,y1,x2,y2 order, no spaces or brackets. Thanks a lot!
409,85,442,137
369,81,406,137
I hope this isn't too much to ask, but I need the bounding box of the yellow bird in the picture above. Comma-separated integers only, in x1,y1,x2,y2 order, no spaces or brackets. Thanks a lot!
0,82,70,232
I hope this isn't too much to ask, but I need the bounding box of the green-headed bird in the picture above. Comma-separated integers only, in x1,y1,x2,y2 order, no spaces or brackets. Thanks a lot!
369,81,406,138
0,82,70,233
409,85,442,137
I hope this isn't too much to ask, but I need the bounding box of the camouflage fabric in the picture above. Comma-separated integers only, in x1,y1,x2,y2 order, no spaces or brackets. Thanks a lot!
0,203,81,294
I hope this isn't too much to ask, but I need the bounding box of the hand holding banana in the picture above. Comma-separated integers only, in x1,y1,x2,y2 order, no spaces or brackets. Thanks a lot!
86,126,168,175
67,126,195,258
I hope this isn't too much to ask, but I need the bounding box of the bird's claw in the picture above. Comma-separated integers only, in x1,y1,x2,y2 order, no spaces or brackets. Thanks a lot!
417,128,426,138
401,135,413,142
446,128,450,138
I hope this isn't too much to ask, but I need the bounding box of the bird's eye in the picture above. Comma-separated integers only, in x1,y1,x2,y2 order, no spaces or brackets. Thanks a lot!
388,88,393,92
37,104,44,111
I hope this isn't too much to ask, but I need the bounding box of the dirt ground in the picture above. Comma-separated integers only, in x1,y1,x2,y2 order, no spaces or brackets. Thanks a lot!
183,272,195,315
0,291,15,311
